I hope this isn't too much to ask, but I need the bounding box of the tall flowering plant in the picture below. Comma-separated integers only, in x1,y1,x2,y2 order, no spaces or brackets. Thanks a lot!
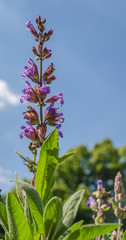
20,17,64,156
0,17,119,240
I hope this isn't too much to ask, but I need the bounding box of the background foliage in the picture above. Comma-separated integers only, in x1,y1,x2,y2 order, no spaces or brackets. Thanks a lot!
53,138,126,224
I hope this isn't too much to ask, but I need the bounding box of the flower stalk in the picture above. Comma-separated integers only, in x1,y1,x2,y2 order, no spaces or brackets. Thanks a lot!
20,16,64,175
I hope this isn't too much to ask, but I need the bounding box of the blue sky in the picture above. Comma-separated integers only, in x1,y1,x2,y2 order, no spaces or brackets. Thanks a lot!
0,0,126,192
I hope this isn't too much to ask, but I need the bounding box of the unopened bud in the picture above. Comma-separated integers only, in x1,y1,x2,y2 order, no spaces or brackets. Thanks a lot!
44,30,53,41
32,46,39,56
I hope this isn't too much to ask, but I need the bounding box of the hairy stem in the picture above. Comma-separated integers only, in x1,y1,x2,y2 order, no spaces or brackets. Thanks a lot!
117,202,121,240
40,35,43,126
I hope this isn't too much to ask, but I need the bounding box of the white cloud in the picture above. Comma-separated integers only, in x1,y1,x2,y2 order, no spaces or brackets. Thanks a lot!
0,79,20,109
0,166,11,185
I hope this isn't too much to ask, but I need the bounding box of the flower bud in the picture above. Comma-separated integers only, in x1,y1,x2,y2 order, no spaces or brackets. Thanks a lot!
44,30,53,41
114,207,124,218
43,63,55,79
101,203,110,211
23,106,39,125
36,16,45,32
42,47,52,59
32,46,39,56
46,75,56,84
97,180,103,190
114,172,125,203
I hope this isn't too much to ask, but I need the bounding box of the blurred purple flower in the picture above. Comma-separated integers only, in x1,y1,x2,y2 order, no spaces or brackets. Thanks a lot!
97,180,103,190
86,196,95,207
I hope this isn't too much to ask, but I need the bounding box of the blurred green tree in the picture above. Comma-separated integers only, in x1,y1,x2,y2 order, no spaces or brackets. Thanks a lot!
53,138,126,223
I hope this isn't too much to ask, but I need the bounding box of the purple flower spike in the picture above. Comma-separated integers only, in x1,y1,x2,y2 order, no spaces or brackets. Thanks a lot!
26,21,39,38
46,93,64,106
97,180,103,190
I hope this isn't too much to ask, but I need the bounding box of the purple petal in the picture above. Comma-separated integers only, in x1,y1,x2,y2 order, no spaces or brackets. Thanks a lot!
19,133,23,139
58,131,63,138
20,96,26,103
26,121,32,127
25,81,31,88
20,125,26,130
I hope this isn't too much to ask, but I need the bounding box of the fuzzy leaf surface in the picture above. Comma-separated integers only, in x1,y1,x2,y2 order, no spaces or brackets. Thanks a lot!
0,201,8,233
15,172,25,209
6,192,32,240
63,223,119,240
12,180,44,235
63,190,85,227
43,197,63,239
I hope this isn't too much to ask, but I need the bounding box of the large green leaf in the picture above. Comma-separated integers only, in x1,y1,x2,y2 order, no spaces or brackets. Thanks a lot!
0,201,8,233
6,192,32,240
35,129,59,204
63,190,85,227
63,223,119,240
43,197,62,240
12,180,44,235
58,152,75,163
54,190,85,239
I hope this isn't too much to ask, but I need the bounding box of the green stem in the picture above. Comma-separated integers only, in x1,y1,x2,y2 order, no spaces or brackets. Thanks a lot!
34,153,36,162
117,202,121,240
